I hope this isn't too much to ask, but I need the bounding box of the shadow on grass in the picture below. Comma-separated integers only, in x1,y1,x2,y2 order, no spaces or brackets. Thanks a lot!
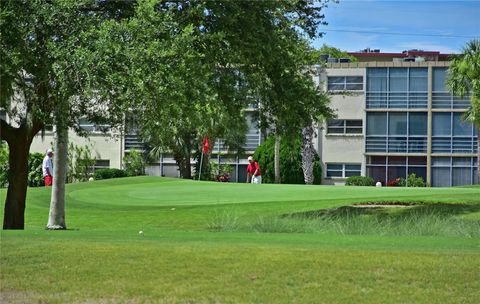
286,203,480,220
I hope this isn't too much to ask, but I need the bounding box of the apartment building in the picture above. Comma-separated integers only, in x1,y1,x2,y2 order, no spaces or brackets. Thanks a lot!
21,49,478,186
26,110,263,183
319,49,478,187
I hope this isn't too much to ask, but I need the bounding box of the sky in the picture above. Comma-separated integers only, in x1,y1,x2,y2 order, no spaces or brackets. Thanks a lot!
312,0,480,54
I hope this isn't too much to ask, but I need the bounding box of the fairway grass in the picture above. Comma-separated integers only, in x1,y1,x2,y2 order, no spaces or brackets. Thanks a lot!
1,177,480,303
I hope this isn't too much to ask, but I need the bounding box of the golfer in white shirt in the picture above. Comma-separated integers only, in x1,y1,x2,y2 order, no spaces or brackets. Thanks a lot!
42,148,54,187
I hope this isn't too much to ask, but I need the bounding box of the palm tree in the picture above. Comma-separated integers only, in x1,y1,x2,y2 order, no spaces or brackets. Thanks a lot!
447,39,480,183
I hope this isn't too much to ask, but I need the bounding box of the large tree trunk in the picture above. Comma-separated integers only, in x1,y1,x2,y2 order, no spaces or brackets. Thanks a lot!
2,137,30,229
1,117,43,230
301,126,316,185
174,152,192,179
46,122,68,230
274,132,281,184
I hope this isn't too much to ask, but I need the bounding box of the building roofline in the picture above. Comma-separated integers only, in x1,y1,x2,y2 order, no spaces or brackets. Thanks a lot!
326,61,450,68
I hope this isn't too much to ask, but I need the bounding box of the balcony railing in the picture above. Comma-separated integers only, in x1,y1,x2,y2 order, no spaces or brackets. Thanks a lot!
366,136,427,153
366,92,427,109
432,92,470,109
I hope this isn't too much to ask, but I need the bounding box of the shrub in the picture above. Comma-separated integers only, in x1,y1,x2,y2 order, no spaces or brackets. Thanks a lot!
399,173,427,187
94,168,127,180
0,142,8,188
253,135,321,184
67,143,96,183
28,153,44,187
210,161,233,182
345,176,375,186
123,149,145,176
0,142,44,188
387,178,402,187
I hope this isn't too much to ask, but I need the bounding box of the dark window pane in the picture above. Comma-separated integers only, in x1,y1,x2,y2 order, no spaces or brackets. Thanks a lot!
345,164,361,170
389,113,407,135
432,167,450,187
346,120,363,127
432,157,451,166
408,167,427,181
409,112,427,135
345,83,363,90
346,76,363,83
388,156,406,165
387,166,406,180
369,156,386,164
453,112,472,136
327,171,343,177
368,68,387,76
346,128,362,134
328,83,345,91
389,68,408,91
345,170,361,177
328,127,345,134
328,76,345,83
367,166,386,184
409,68,428,91
327,164,343,170
367,69,387,92
327,120,344,127
432,68,447,91
433,113,451,136
408,156,427,166
452,167,471,186
452,157,471,166
367,113,387,135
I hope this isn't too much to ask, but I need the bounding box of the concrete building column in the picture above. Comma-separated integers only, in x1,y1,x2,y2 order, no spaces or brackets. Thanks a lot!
426,65,433,185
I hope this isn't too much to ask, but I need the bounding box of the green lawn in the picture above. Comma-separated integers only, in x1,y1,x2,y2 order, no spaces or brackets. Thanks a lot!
1,177,480,303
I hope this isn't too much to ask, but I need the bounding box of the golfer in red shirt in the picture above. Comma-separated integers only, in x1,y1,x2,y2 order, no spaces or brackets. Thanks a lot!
246,156,262,184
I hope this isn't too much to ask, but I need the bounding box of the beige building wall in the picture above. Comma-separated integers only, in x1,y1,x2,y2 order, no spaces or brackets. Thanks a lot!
318,68,366,185
30,131,123,169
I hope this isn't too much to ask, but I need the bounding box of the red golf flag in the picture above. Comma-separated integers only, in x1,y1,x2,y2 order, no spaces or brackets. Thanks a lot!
202,136,209,154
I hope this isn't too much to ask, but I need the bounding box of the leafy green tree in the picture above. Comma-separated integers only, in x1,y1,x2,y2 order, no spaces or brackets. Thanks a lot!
0,0,134,229
67,143,97,183
314,44,358,62
123,149,146,177
447,39,480,183
253,135,322,184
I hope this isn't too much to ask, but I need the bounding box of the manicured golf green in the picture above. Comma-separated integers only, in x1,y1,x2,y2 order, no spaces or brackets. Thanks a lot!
1,177,479,303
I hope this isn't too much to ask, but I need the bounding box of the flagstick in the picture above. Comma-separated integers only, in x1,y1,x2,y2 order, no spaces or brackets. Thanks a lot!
198,152,204,181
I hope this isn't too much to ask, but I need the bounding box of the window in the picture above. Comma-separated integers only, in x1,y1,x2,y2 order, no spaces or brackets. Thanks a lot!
367,156,427,185
367,68,428,109
94,160,110,171
453,112,472,136
389,68,408,92
432,157,478,187
432,68,447,92
326,163,361,178
327,120,362,135
432,113,451,136
328,76,363,91
432,112,477,153
409,113,427,135
367,68,387,92
409,68,428,91
79,118,111,133
366,113,387,135
366,112,428,153
388,113,407,135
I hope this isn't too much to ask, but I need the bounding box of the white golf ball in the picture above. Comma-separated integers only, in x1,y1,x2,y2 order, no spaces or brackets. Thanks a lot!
139,230,143,235
88,177,94,182
171,208,176,211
